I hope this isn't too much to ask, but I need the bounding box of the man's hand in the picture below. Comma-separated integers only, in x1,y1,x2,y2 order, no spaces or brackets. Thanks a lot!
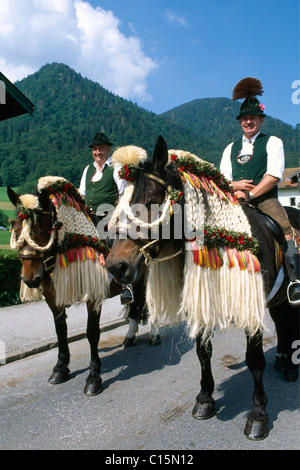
234,190,247,199
232,179,255,191
232,175,280,201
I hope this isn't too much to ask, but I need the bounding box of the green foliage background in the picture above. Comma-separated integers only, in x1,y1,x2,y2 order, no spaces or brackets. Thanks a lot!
0,250,21,307
1,63,298,193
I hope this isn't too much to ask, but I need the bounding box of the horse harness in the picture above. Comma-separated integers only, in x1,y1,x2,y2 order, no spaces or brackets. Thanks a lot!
17,209,57,274
18,246,56,273
114,171,182,265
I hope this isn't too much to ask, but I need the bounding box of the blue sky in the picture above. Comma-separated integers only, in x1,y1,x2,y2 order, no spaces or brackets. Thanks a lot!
0,0,299,126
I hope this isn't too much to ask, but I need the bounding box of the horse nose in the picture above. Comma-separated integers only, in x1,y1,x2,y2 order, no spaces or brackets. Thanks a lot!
21,275,42,289
107,259,132,284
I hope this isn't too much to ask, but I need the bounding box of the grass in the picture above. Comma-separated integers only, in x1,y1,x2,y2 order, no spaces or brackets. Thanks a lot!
0,187,16,247
0,187,15,216
0,230,11,246
0,186,15,202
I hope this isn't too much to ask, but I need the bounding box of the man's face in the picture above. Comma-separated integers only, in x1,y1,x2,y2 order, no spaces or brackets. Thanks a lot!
92,144,111,168
239,115,265,139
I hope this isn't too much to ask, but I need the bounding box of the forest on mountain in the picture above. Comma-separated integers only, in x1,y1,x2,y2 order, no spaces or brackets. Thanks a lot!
0,63,298,193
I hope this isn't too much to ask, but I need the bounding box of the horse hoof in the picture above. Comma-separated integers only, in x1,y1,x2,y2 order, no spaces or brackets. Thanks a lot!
244,418,269,440
148,335,161,346
123,336,136,348
84,376,103,396
48,367,70,384
192,401,215,420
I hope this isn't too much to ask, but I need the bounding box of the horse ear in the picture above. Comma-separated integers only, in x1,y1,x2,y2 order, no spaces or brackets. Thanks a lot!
7,186,21,207
153,135,168,173
38,189,50,211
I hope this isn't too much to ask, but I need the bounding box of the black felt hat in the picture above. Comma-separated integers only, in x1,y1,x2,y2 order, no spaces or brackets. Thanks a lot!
88,132,113,148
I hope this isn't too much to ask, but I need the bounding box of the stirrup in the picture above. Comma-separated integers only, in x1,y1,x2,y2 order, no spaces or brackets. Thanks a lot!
120,284,134,305
287,280,300,307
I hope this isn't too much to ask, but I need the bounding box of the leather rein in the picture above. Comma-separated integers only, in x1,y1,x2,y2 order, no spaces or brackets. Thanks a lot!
17,209,57,273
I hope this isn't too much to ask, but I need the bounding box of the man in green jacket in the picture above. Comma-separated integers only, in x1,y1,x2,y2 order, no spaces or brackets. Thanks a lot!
79,132,133,303
220,77,300,307
79,132,124,225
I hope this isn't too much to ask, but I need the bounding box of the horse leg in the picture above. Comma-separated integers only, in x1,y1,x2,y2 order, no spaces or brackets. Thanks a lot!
48,309,70,384
84,305,102,396
270,301,299,382
123,275,148,347
244,330,268,440
123,318,139,347
40,282,70,385
192,334,215,419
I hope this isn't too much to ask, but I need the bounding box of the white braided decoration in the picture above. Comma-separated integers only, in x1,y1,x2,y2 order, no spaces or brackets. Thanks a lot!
10,194,56,251
183,177,205,240
10,221,56,251
110,182,173,234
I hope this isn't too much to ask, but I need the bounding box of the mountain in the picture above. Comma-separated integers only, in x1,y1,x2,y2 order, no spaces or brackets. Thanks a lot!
0,63,298,191
0,63,217,190
161,98,299,167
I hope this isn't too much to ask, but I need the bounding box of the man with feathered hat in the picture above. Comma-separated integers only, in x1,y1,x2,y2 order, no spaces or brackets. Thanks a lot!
220,77,300,307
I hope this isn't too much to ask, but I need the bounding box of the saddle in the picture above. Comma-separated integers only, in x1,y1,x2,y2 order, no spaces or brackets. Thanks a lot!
253,206,286,249
242,203,288,307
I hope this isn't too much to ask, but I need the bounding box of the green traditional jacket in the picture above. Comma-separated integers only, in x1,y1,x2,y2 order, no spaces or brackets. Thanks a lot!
85,164,118,212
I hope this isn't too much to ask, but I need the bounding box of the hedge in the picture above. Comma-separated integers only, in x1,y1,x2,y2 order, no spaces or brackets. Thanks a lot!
0,250,22,307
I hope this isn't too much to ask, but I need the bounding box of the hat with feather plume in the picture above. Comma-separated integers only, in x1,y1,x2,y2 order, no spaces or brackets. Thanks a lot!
232,77,266,120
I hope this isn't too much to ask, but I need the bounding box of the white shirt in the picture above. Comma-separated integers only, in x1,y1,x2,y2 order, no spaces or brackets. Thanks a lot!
220,132,285,182
78,158,125,197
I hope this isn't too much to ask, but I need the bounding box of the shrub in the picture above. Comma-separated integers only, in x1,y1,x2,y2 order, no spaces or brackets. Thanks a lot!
0,250,22,307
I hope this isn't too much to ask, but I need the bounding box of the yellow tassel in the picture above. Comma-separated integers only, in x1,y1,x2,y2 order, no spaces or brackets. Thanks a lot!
59,252,68,268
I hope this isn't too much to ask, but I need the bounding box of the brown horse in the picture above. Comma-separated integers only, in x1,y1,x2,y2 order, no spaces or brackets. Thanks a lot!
106,135,299,440
7,176,147,395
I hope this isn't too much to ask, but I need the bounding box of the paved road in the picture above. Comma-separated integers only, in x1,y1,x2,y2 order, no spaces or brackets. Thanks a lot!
0,312,299,451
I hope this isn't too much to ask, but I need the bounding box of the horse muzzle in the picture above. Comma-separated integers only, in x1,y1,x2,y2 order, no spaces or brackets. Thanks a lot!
106,258,136,285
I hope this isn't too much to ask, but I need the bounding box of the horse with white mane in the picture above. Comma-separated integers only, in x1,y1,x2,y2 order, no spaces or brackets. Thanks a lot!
106,135,299,440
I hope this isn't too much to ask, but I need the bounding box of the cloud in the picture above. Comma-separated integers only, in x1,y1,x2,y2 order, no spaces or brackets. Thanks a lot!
0,0,157,102
165,10,188,27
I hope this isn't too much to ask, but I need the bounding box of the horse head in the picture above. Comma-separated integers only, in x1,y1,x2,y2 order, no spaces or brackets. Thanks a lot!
106,135,183,285
8,186,56,288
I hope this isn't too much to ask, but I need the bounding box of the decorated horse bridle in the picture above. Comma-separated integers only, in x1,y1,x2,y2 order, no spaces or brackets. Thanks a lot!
10,208,58,273
114,171,183,264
